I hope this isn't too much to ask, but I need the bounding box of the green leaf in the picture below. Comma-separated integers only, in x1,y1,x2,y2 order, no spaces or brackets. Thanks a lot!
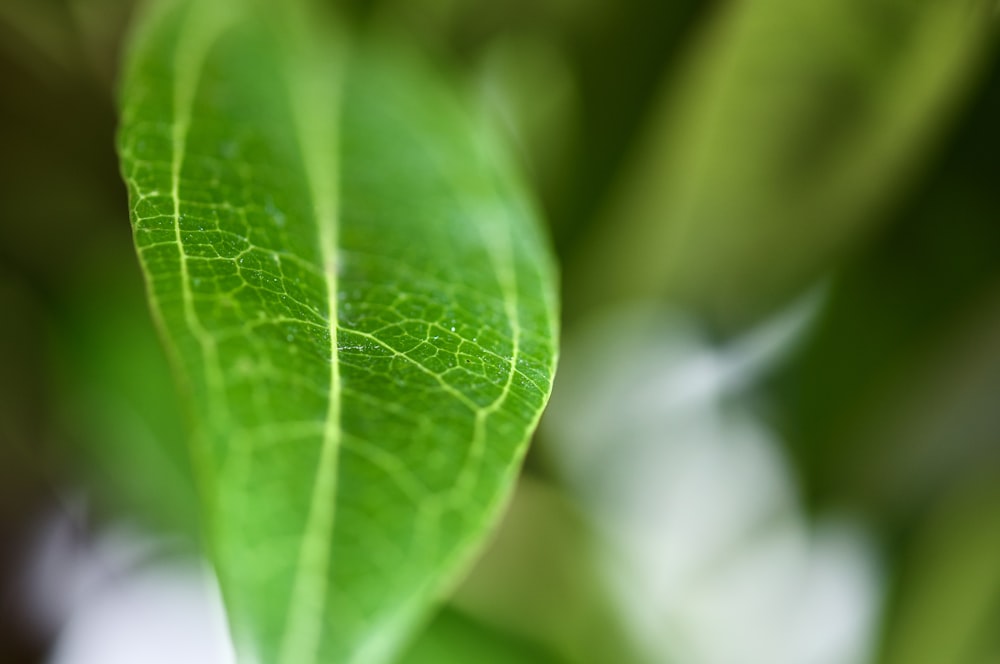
116,1,559,662
398,607,563,664
879,476,1000,664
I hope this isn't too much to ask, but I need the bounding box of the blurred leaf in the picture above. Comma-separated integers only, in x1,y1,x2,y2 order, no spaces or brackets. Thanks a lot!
476,34,578,229
0,0,133,87
0,0,81,78
569,0,997,328
117,1,558,662
64,0,136,84
878,474,1000,664
372,0,706,257
551,0,706,255
787,279,1000,522
451,477,643,664
770,53,1000,523
52,259,198,534
399,607,561,664
0,25,123,296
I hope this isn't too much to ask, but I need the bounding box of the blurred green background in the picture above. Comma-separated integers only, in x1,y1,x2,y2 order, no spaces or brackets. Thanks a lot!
2,0,999,662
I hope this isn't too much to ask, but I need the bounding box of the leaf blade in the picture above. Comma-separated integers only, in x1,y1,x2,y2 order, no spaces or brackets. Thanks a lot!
117,2,558,662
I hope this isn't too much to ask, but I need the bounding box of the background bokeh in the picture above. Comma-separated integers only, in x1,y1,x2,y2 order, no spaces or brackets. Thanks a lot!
2,0,999,662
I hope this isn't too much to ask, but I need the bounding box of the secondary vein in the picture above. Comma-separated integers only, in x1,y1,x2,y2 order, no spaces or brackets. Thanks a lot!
170,7,224,361
167,2,237,476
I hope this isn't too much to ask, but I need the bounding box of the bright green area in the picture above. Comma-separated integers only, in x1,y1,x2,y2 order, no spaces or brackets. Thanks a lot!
116,1,558,662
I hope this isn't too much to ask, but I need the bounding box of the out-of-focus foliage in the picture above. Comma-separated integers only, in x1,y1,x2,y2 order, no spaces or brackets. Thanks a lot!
52,263,196,534
399,608,559,664
2,0,1000,662
568,0,996,327
878,475,1000,664
772,56,1000,522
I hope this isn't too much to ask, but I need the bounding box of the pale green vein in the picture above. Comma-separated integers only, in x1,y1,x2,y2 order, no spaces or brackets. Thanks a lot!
276,17,345,664
165,3,237,460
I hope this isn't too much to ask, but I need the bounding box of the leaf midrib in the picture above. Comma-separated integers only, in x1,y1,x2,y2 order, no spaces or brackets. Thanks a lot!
168,6,345,663
276,22,345,664
169,3,235,448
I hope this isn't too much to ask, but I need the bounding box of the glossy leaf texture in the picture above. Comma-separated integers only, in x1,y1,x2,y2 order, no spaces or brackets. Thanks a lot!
116,1,559,662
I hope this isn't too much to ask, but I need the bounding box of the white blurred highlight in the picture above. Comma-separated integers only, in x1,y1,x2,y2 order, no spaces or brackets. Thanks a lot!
21,507,236,664
544,295,883,664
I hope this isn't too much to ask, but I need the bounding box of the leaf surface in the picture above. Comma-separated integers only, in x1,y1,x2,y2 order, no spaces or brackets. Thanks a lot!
117,2,558,662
